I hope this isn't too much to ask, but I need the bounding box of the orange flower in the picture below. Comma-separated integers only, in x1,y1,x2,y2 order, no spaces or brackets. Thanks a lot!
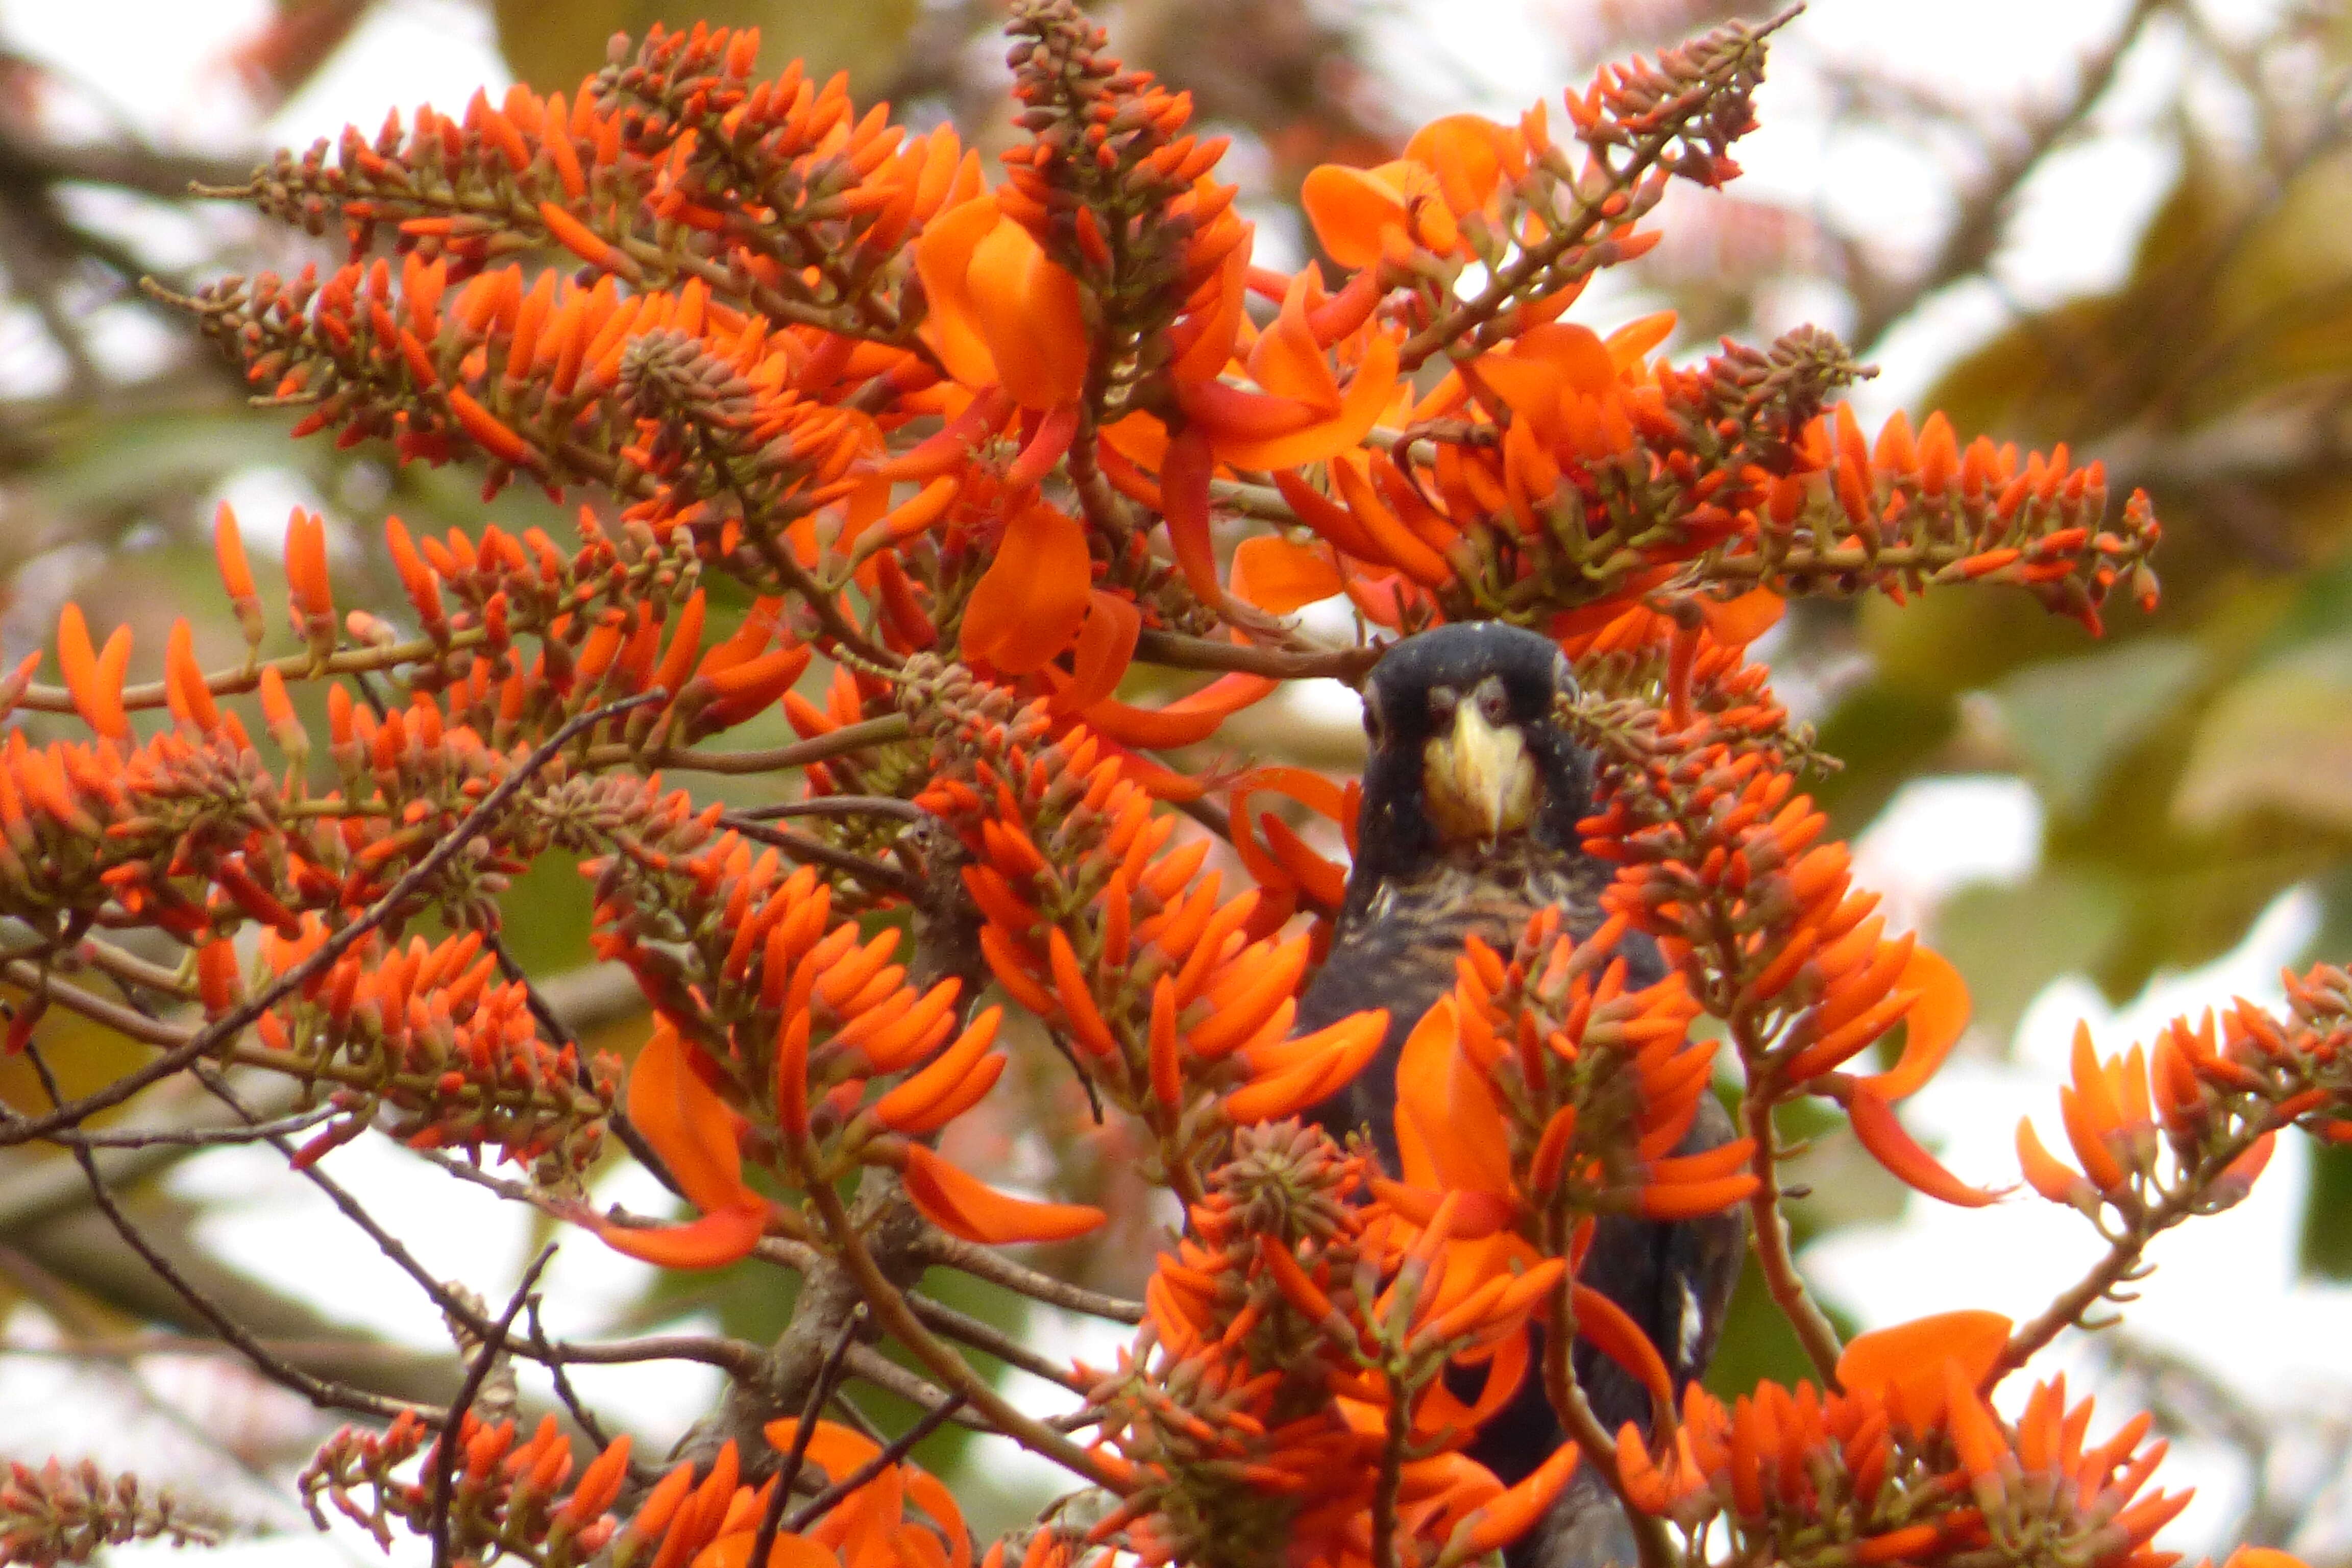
915,193,1090,410
590,1020,768,1269
960,500,1092,674
1301,115,1522,270
897,1142,1105,1245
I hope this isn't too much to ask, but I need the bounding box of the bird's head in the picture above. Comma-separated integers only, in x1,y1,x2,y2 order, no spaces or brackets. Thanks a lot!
1351,623,1592,881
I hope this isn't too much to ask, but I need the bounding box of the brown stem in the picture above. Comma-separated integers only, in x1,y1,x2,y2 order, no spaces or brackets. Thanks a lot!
1737,1069,1844,1385
1542,1281,1679,1568
806,1177,1123,1487
1133,629,1385,682
26,1045,420,1425
1996,1122,2271,1379
916,1231,1145,1323
426,1246,554,1568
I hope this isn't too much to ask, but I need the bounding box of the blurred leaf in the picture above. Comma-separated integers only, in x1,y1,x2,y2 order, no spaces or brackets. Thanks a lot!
24,410,308,518
2300,1142,2352,1280
2175,634,2352,831
1808,682,1956,834
494,0,918,96
495,851,596,977
1932,872,2128,1045
1991,639,2205,820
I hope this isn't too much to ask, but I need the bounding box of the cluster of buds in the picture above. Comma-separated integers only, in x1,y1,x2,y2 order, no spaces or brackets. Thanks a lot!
1620,1312,2188,1568
1088,1121,1578,1568
1396,910,1749,1238
300,1408,629,1566
0,1458,222,1562
248,921,618,1178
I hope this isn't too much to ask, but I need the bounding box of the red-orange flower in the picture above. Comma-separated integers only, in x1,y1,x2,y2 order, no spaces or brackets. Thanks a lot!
916,193,1090,410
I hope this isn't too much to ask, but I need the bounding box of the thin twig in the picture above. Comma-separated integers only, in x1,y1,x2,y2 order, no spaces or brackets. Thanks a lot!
808,1179,1122,1487
590,714,911,775
427,1246,556,1568
0,691,667,1148
750,1307,866,1568
916,1233,1144,1324
721,815,918,896
28,1045,419,1425
1133,628,1384,683
908,1293,1093,1394
528,1295,617,1454
785,1392,969,1533
1737,1076,1844,1385
737,796,925,824
1542,1281,1679,1568
33,1102,340,1148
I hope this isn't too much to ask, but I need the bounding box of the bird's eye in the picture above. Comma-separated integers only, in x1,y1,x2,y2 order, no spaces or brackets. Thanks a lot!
1476,679,1509,725
1427,685,1458,725
1363,702,1384,745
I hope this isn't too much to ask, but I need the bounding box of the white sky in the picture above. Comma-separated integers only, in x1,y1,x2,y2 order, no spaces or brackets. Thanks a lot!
0,0,2335,1559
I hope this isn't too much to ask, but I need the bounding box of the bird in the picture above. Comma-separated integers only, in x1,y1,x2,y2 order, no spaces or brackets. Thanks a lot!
1295,621,1746,1568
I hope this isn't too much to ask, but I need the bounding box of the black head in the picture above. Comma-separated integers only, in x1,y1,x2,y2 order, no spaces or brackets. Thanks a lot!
1347,622,1592,902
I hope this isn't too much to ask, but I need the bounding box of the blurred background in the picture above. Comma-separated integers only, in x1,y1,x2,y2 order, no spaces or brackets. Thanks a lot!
0,0,2346,1559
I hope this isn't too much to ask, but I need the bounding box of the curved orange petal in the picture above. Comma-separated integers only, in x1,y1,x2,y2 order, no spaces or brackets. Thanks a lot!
1207,330,1400,471
1081,671,1278,749
56,603,129,740
967,217,1089,410
914,196,1009,391
1847,1085,2007,1208
961,501,1091,675
1232,535,1342,613
1046,592,1140,717
1694,587,1785,648
899,1143,1105,1245
1858,946,1970,1102
1603,310,1677,371
1171,231,1252,384
628,1018,756,1217
595,1203,766,1270
1246,272,1340,411
1300,163,1410,270
1404,114,1514,217
1836,1309,2013,1424
1395,996,1514,1199
1516,323,1616,398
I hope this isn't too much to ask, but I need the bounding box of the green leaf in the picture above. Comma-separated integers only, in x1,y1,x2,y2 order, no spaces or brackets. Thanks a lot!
2175,634,2352,831
1932,872,2129,1045
1991,639,2204,820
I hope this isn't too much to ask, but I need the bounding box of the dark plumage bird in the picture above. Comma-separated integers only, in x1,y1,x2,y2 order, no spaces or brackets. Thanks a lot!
1297,622,1746,1568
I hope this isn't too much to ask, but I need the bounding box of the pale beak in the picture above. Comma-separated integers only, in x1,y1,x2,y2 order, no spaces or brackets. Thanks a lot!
1422,701,1538,843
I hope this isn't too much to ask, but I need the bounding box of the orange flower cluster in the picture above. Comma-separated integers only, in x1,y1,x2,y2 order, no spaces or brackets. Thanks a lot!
1087,1122,1578,1568
583,824,1096,1263
1621,1313,2189,1568
2011,962,2352,1221
301,1409,630,1565
1390,909,1747,1244
9,1,2264,1562
618,1421,966,1568
1566,632,1988,1206
900,657,1382,1178
250,920,618,1174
